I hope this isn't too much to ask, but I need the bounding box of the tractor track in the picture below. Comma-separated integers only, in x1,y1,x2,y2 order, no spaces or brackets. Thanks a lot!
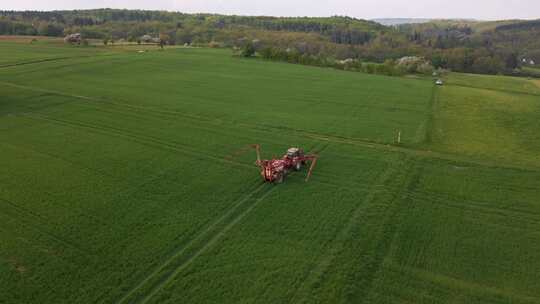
116,182,274,304
3,80,540,172
24,113,253,170
292,158,422,304
0,197,92,258
2,141,119,181
4,80,538,172
9,83,534,191
23,113,341,188
24,111,533,203
420,84,438,144
0,56,80,69
448,82,540,98
19,109,373,193
384,263,540,304
137,187,275,304
0,80,240,130
356,162,425,303
1,80,310,151
230,118,540,173
21,112,384,200
289,153,410,303
0,53,125,70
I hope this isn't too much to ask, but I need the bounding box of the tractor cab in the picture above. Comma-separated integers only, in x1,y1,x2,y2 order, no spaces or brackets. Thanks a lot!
286,147,302,159
252,144,318,183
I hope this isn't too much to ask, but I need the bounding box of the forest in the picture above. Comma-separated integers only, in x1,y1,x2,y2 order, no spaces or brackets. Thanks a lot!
1,9,539,76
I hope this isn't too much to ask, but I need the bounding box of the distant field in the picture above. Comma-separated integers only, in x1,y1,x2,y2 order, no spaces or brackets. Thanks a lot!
0,45,433,144
0,36,112,66
523,66,540,78
444,72,540,95
1,41,539,304
428,74,540,167
0,35,63,42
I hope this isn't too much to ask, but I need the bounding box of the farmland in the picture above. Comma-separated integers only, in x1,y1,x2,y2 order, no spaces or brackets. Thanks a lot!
1,38,539,304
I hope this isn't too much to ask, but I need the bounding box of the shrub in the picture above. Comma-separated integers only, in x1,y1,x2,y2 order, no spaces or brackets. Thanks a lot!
208,41,221,48
241,43,256,58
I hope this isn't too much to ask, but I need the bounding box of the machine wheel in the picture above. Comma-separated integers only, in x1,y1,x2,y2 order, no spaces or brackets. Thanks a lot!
294,162,302,171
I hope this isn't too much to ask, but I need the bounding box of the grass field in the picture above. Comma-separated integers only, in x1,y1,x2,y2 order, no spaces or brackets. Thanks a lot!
428,76,540,168
522,66,540,78
1,39,539,304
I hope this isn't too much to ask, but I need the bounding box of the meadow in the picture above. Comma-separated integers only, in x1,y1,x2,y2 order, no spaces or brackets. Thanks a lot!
0,38,539,304
428,73,540,168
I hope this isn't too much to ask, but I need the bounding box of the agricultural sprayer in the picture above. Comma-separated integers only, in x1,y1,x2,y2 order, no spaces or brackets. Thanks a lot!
252,144,318,183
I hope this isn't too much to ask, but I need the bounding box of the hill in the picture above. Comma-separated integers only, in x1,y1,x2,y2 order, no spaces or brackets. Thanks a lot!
1,9,540,76
0,9,385,45
397,18,540,74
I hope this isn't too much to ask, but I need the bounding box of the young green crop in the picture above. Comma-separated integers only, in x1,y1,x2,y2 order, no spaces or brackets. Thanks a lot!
0,42,539,304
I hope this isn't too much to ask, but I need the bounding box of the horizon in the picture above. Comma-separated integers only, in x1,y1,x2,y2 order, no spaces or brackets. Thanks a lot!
1,0,539,21
0,8,537,23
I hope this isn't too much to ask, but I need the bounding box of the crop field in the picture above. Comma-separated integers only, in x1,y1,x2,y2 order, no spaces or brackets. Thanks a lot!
1,40,539,304
428,75,540,168
0,37,113,67
522,67,540,78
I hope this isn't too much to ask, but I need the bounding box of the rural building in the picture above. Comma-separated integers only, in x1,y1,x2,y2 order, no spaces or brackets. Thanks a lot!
338,58,356,65
397,56,424,65
141,35,160,43
64,33,81,44
522,58,536,65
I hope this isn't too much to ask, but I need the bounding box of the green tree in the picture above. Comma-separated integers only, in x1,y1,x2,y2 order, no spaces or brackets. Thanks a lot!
241,42,256,57
259,47,273,59
159,32,170,49
431,53,447,69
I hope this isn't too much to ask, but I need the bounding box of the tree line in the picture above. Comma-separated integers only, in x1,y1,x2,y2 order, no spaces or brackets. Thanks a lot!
0,9,538,76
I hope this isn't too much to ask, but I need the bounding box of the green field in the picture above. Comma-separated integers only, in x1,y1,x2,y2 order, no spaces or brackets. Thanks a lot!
1,39,539,304
428,73,540,168
522,67,540,78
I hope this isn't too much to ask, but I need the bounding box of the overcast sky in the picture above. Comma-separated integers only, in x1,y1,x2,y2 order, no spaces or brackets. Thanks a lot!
1,0,539,20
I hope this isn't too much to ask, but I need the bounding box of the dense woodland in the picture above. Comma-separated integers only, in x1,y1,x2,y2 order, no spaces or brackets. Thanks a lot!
1,9,539,76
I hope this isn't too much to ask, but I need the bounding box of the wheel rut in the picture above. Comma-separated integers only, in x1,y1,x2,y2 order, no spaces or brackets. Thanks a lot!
4,80,539,172
24,113,252,170
116,183,274,304
0,197,92,258
289,153,409,303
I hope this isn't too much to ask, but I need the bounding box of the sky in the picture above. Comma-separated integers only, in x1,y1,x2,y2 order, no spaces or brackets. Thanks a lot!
1,0,539,20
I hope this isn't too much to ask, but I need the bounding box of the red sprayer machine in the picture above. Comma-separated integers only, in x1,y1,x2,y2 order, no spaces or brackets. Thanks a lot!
252,145,318,183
